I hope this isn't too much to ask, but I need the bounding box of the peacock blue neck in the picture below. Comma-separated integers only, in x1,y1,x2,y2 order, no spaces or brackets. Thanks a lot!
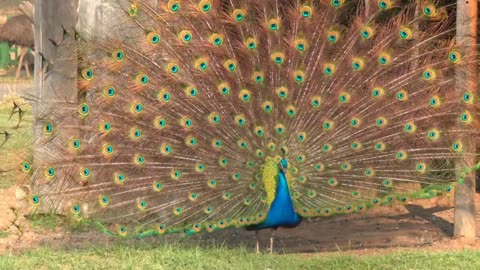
247,160,302,230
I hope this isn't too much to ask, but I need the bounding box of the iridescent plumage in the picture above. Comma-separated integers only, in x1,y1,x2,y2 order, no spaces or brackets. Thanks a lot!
21,0,479,238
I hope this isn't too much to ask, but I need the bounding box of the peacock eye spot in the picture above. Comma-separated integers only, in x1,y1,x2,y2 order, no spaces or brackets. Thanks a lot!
332,0,341,7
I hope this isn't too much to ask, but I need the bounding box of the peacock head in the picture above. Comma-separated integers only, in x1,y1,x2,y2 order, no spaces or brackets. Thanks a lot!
280,159,288,174
279,146,289,174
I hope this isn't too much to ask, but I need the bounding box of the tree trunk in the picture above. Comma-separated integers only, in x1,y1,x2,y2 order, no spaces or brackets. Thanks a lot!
453,0,478,242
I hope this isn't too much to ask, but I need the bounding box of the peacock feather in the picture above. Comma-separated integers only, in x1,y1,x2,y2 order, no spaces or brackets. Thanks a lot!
21,0,479,237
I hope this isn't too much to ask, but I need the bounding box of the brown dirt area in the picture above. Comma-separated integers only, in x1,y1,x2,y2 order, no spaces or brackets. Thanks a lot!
1,185,480,255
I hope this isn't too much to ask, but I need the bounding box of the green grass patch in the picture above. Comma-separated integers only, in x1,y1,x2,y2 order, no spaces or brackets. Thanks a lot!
26,214,65,232
26,214,99,233
0,231,10,238
0,97,33,189
0,243,479,270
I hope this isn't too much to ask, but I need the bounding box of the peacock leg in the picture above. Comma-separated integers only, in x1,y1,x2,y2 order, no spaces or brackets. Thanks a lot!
269,229,276,254
255,230,260,254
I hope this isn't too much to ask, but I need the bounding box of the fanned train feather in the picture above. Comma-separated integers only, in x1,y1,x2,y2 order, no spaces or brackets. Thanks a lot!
20,0,479,236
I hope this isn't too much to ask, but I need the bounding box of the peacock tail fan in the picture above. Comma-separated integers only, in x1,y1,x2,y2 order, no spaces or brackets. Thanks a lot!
22,0,479,237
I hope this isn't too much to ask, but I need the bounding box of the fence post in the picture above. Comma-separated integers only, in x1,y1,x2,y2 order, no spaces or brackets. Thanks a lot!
34,0,78,103
453,0,478,242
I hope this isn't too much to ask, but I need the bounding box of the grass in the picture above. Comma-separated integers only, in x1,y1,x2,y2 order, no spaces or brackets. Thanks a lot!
0,243,479,270
26,214,98,233
0,77,32,85
26,214,65,232
0,96,33,188
0,0,31,10
0,231,9,238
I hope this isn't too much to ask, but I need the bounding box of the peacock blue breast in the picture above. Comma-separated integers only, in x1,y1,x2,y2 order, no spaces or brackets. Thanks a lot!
247,168,301,230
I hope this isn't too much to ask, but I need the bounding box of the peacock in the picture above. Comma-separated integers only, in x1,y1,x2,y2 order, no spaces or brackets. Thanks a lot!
15,0,479,253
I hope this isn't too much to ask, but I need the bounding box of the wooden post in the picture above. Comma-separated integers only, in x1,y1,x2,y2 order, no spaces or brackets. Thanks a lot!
453,0,478,242
34,0,78,103
33,0,79,166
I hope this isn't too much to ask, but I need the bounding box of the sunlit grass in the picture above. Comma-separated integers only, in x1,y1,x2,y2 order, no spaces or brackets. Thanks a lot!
26,214,98,233
0,243,479,270
0,96,33,189
0,231,10,238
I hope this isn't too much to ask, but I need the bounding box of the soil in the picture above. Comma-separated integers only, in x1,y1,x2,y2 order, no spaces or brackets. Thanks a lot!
1,185,480,255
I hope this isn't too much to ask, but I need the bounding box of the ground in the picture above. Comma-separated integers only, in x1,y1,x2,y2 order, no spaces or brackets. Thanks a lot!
0,80,480,269
2,191,480,255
